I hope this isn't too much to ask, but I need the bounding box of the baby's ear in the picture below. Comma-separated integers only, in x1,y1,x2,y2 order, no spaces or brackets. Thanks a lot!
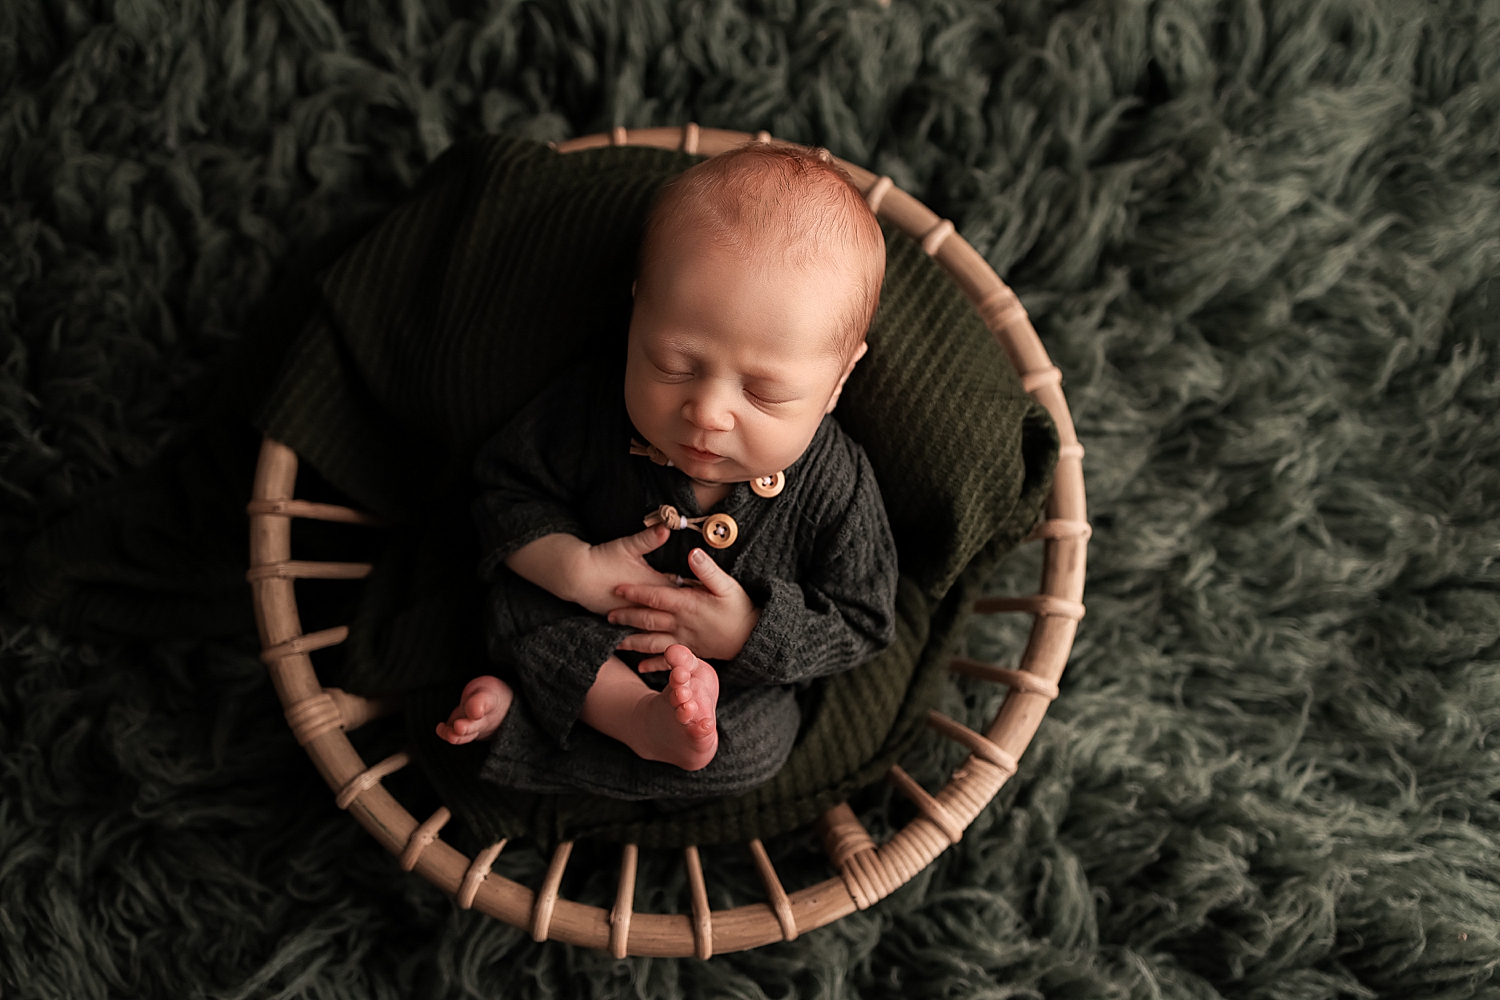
823,341,869,414
631,280,637,297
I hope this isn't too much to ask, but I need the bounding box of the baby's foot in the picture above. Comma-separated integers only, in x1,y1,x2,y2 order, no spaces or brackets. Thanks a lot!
436,676,514,745
633,645,718,771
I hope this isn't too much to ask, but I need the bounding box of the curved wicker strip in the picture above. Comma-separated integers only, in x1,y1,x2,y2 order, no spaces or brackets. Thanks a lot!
284,692,343,746
335,752,410,810
400,807,452,871
246,560,372,582
748,839,798,941
817,802,878,868
260,626,349,663
457,840,507,910
684,846,713,960
247,123,1088,956
610,843,639,959
845,846,895,910
324,686,401,733
974,594,1086,620
949,656,1062,701
1029,519,1093,542
976,285,1027,332
246,498,383,526
921,219,956,255
1021,366,1064,393
532,841,574,942
926,710,1020,775
887,765,964,844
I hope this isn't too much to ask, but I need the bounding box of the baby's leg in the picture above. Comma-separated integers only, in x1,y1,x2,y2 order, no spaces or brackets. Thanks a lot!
436,675,515,744
581,645,719,771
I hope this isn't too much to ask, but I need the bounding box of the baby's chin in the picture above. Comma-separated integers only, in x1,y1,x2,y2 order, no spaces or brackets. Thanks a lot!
674,453,743,481
671,449,768,484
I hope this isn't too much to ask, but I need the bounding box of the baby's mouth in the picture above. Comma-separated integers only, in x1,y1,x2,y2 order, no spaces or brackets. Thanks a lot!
680,444,724,462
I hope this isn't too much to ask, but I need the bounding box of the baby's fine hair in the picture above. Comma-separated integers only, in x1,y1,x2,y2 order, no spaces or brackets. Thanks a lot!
637,142,887,359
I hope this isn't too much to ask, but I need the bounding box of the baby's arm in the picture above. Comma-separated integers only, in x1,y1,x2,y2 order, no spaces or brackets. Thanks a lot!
505,525,674,615
475,359,674,608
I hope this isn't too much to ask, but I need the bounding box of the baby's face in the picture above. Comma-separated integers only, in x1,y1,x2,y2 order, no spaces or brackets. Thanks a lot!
625,231,864,486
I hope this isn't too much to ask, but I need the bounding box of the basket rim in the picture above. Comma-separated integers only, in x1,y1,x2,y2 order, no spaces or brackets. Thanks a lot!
246,124,1088,958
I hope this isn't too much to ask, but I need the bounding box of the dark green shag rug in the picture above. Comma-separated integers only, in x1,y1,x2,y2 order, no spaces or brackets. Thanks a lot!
3,1,1499,997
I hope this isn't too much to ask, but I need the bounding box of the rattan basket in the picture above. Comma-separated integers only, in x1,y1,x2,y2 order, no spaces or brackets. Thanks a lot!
246,125,1089,958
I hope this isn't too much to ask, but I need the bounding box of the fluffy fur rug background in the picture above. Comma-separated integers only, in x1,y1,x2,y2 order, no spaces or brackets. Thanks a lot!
3,0,1498,996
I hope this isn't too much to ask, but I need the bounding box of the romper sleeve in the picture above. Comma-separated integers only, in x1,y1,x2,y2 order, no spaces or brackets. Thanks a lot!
471,361,606,583
471,358,633,746
720,433,899,687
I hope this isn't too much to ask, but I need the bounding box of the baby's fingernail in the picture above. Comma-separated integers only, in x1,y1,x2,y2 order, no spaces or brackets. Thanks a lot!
691,549,706,562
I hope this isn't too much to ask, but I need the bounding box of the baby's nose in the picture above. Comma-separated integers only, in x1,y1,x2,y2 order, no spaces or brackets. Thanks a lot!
683,390,734,430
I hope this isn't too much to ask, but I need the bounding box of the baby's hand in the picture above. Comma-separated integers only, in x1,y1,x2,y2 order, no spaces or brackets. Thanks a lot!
568,524,677,615
610,548,762,664
506,528,674,613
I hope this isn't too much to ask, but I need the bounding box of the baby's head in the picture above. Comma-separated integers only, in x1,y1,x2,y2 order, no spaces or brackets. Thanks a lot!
625,142,886,485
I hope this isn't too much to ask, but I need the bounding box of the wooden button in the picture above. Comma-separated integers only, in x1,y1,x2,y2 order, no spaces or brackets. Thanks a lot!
701,513,738,548
750,471,785,498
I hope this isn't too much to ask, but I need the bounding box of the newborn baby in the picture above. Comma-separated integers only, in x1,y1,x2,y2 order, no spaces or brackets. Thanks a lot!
440,141,898,799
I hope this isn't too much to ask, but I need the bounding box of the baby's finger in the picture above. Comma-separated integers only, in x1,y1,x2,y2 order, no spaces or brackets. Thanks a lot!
635,655,670,673
686,548,741,598
615,632,675,654
619,524,670,557
612,583,688,612
607,606,677,632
